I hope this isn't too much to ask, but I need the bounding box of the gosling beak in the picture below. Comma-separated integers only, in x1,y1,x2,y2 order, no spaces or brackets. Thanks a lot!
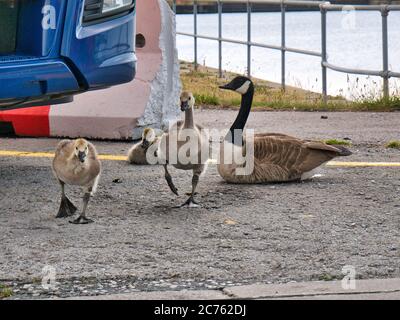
78,151,86,163
180,101,189,111
141,140,150,149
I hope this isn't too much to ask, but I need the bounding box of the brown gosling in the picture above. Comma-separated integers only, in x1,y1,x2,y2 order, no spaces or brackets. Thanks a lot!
127,128,160,165
158,92,209,207
52,138,101,224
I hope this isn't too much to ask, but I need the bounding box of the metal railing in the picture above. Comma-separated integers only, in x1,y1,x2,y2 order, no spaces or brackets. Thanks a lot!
171,0,400,102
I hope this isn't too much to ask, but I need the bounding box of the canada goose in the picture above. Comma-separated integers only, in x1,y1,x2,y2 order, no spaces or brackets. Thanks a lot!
127,127,160,165
52,138,101,224
217,76,352,183
158,92,209,207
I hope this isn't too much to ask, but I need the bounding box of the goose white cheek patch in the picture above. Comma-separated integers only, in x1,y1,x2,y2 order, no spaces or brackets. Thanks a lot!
235,80,251,95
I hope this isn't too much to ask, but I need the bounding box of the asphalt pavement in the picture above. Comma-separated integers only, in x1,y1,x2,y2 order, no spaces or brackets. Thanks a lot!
0,110,399,299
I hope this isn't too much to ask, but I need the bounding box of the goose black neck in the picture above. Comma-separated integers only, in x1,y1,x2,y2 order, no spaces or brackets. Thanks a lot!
226,86,254,145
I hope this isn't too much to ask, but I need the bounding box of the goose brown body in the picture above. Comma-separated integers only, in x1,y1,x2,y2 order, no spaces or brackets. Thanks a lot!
217,76,351,184
218,133,350,184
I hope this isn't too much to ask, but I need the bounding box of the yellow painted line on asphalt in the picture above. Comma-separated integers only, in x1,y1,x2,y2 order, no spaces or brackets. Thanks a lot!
0,150,127,161
0,150,54,158
98,154,127,161
0,150,399,167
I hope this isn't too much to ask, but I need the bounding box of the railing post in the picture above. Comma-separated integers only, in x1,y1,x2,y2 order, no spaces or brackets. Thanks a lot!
281,1,286,91
247,0,251,78
381,6,389,101
173,0,176,14
218,0,222,78
320,4,328,105
194,0,198,70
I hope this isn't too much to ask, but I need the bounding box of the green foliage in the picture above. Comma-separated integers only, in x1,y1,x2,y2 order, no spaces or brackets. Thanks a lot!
385,140,400,149
0,284,13,299
194,93,220,106
318,273,336,281
323,139,352,146
181,61,400,111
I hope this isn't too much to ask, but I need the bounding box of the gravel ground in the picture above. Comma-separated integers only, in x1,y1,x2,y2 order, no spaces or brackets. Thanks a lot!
0,111,399,299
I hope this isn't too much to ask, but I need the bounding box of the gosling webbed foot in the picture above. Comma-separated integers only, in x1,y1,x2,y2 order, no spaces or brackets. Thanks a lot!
69,216,94,224
175,196,200,208
56,197,77,218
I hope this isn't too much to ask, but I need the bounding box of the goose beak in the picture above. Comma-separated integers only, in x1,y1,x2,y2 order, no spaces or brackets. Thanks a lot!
142,140,150,149
180,101,189,111
78,151,86,163
219,83,234,91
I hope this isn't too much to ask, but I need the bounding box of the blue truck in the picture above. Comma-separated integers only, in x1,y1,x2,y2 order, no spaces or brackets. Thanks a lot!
0,0,137,110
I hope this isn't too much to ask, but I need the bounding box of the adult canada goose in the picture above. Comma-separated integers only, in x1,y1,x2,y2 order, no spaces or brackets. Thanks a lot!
127,127,160,165
217,76,352,183
158,92,209,207
52,138,101,224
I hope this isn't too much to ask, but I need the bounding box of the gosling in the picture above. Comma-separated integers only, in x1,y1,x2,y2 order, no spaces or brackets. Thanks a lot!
127,128,160,165
52,138,101,224
158,92,209,207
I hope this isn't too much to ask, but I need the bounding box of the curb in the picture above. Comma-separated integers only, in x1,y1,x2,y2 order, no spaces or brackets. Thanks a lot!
223,278,400,299
62,278,400,300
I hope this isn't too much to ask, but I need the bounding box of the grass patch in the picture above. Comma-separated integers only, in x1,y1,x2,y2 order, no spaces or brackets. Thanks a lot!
181,62,332,110
318,273,336,281
32,277,42,284
353,96,400,111
180,61,400,111
385,140,400,149
194,93,220,106
323,139,352,146
0,284,13,299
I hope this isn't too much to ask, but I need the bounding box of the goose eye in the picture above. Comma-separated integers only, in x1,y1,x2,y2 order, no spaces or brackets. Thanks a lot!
76,147,78,150
188,97,191,100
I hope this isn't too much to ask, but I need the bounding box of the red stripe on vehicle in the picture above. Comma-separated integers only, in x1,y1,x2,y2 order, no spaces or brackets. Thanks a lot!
0,106,50,137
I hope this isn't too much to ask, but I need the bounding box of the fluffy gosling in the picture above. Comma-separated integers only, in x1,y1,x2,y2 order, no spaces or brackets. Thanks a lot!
52,138,101,224
127,128,160,165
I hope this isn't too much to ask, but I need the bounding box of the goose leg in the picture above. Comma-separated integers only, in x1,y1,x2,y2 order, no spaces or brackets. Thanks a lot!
70,192,94,224
164,164,179,196
177,170,201,208
56,182,77,218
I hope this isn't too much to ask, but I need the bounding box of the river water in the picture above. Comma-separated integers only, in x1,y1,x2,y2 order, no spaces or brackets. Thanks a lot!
176,10,400,99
